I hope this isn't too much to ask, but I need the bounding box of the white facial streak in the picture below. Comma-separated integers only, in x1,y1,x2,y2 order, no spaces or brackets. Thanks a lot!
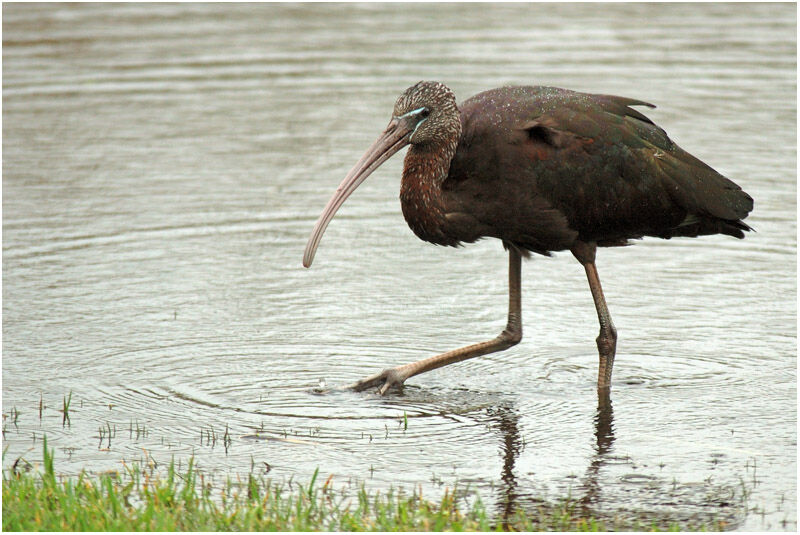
394,107,428,142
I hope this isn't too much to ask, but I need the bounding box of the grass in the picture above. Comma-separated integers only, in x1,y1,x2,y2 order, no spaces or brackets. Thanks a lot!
60,391,72,426
3,439,728,531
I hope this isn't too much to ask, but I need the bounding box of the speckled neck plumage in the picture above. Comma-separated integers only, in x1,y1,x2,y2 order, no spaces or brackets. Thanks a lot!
399,134,459,246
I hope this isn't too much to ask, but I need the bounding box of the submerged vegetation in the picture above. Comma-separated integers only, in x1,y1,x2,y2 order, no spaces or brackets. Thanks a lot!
3,439,734,531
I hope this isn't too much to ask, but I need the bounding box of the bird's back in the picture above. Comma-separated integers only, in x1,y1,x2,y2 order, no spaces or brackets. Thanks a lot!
443,86,753,254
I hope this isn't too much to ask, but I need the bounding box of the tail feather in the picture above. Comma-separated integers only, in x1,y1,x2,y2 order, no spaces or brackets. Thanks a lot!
656,144,754,228
663,215,753,240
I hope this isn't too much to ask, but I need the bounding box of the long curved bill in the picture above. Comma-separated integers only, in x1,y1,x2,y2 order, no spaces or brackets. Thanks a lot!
303,117,415,267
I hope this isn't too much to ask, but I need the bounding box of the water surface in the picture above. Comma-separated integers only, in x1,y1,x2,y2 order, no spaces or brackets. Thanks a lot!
3,3,796,530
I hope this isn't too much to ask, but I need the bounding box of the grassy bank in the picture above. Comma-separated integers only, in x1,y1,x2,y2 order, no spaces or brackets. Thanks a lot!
4,439,721,531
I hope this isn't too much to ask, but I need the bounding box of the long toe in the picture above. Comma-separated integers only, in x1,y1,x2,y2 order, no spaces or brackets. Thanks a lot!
349,368,406,394
348,371,386,392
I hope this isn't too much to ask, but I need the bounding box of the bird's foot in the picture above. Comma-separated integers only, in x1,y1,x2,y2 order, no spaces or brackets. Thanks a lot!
348,367,408,395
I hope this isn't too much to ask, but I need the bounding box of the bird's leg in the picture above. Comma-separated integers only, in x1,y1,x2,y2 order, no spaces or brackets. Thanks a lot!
571,241,617,389
349,246,523,395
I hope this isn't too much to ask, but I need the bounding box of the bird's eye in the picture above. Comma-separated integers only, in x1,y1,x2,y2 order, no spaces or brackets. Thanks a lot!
420,108,430,118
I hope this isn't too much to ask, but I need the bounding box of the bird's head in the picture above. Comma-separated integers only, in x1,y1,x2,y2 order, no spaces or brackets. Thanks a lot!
303,82,459,268
392,81,458,146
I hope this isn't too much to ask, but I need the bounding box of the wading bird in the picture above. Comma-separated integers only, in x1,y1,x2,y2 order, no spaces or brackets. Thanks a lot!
303,81,753,395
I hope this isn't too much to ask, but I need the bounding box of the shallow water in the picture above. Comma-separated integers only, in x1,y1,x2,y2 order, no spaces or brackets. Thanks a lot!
2,2,796,530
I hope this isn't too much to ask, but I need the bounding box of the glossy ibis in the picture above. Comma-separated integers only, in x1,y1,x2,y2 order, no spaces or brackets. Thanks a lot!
303,81,753,394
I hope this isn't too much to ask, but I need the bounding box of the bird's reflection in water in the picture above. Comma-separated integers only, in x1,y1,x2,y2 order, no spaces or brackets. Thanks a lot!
488,389,615,527
579,389,615,509
485,405,523,528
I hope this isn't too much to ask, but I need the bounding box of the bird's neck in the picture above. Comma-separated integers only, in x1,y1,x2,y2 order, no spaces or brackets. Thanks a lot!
399,138,459,245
